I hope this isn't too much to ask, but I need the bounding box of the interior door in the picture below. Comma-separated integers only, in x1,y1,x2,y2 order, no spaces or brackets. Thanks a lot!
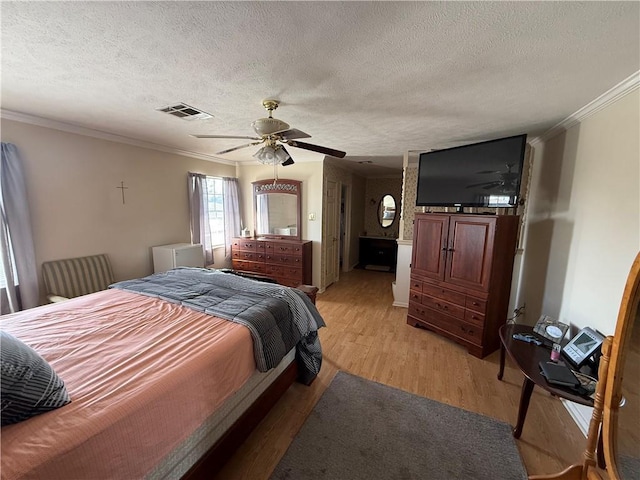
411,214,448,281
325,179,339,287
445,216,495,291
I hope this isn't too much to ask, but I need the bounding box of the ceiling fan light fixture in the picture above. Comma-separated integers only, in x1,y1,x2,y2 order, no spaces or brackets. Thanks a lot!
251,117,290,136
253,145,292,166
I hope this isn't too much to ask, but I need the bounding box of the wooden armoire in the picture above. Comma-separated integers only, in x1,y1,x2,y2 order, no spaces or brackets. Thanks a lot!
407,213,519,358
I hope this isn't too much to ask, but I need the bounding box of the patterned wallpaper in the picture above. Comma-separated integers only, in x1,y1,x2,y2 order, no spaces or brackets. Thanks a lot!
364,176,403,238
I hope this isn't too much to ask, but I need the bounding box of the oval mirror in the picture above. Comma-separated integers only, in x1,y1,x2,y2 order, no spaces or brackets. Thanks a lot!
604,253,640,479
378,194,396,228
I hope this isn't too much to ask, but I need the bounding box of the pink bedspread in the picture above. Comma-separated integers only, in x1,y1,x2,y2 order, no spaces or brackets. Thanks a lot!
0,289,256,480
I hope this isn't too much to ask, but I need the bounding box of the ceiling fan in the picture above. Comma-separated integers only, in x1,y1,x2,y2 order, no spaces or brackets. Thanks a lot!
466,164,520,191
191,99,346,166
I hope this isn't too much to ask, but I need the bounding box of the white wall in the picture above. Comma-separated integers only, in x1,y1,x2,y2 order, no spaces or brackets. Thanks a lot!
1,118,235,303
520,88,640,336
236,162,324,288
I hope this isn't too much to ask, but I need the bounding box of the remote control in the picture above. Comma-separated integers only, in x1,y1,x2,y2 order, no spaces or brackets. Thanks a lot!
512,333,543,346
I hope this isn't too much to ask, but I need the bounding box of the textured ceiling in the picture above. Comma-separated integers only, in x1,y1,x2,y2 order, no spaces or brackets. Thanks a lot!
1,1,639,176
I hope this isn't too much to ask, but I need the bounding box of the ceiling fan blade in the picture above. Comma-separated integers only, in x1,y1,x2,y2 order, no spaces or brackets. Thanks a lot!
286,140,346,158
466,181,502,189
277,128,312,141
216,141,262,155
476,170,502,174
191,134,261,140
280,146,294,166
482,182,503,190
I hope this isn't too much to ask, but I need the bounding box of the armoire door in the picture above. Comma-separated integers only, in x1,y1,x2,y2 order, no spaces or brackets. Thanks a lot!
411,214,449,280
445,216,496,291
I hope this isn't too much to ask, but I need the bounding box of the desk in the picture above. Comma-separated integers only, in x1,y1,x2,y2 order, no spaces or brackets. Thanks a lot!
498,324,594,438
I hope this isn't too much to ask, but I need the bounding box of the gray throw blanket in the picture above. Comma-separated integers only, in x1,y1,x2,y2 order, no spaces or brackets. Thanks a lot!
110,268,325,382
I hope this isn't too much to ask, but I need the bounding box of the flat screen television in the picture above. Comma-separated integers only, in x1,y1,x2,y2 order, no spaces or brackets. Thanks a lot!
416,134,527,208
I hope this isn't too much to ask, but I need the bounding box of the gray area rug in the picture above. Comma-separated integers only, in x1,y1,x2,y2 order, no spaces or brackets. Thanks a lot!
270,371,527,480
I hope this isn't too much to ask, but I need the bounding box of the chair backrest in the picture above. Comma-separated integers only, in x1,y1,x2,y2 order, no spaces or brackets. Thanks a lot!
42,254,114,299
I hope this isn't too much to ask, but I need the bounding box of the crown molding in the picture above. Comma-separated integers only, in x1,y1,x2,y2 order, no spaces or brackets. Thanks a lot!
530,70,640,146
0,109,236,165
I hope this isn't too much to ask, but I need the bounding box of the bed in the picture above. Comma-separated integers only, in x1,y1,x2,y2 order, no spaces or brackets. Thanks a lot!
0,267,324,480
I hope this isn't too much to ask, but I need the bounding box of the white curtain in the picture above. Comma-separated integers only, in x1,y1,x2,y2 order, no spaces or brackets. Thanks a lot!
222,177,241,259
187,172,214,265
0,143,39,313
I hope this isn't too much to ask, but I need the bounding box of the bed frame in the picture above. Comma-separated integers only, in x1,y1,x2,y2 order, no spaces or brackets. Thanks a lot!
182,357,298,479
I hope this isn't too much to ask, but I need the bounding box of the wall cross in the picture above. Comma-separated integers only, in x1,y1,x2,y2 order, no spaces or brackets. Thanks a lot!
117,181,128,204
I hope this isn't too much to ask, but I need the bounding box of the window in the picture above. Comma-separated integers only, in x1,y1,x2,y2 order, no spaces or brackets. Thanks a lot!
488,195,512,206
205,177,225,247
0,247,18,289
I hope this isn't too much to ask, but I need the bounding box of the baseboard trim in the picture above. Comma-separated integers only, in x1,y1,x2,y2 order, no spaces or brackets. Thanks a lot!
561,399,591,437
392,301,408,308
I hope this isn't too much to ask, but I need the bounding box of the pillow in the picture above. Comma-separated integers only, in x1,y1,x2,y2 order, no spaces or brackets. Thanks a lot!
1,331,71,426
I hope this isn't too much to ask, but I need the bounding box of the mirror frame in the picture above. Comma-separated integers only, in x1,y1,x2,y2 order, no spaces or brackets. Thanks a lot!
603,252,640,479
252,179,302,241
378,194,397,229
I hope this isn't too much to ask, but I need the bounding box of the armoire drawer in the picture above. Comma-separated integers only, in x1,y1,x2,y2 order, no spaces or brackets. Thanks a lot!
465,309,485,327
421,294,465,320
465,296,487,313
423,307,483,344
421,283,466,307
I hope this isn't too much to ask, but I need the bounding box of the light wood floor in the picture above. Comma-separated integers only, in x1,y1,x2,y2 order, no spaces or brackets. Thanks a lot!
217,269,586,479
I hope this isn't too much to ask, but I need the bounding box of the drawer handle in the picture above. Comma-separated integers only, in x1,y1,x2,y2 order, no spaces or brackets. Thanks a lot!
472,302,480,306
435,303,448,310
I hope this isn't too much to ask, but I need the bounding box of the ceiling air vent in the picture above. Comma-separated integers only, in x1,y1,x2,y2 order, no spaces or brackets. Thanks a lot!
157,103,213,121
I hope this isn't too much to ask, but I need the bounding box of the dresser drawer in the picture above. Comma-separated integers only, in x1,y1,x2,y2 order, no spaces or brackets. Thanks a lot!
422,283,466,307
265,243,296,255
266,254,303,266
276,277,300,288
232,260,266,274
465,296,487,313
233,238,259,251
267,265,303,281
421,295,465,320
410,278,423,292
232,251,259,262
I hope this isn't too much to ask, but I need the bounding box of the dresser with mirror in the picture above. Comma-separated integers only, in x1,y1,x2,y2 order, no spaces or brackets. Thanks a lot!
232,179,312,287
